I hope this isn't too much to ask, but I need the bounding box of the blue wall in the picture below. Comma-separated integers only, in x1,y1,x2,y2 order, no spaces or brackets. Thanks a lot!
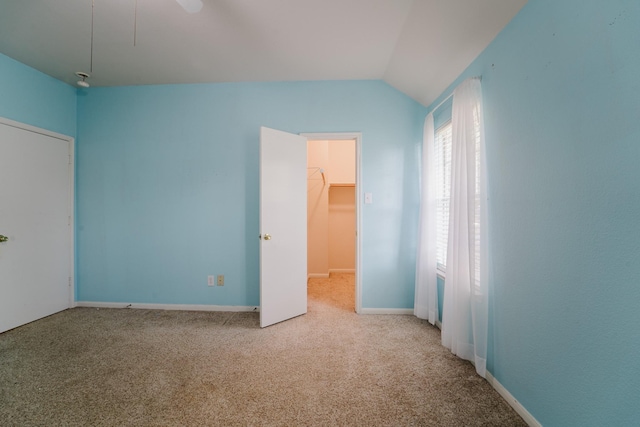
0,53,76,137
429,0,640,425
76,81,425,308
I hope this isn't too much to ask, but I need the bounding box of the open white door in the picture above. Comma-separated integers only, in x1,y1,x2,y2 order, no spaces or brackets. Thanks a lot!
260,127,307,328
0,118,73,333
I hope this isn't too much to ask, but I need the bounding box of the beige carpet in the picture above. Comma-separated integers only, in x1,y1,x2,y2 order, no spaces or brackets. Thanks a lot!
0,274,526,426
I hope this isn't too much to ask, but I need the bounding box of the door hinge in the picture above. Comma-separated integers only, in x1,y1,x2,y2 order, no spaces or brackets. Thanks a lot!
68,277,72,287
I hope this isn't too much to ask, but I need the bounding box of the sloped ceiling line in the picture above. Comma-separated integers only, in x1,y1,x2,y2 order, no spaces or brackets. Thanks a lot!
0,0,527,106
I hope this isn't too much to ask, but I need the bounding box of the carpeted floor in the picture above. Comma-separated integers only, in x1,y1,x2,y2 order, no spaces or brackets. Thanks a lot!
0,274,526,426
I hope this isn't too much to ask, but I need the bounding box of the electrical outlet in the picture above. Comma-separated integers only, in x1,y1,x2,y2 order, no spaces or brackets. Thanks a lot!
217,275,224,286
208,275,215,287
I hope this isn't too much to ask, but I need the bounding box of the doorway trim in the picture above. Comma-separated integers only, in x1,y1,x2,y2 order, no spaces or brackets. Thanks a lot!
301,132,362,314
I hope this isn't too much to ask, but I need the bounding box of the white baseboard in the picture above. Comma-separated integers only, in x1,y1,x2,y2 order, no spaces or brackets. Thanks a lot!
308,273,330,279
329,269,355,274
485,371,541,427
359,308,414,315
75,301,259,312
435,320,442,329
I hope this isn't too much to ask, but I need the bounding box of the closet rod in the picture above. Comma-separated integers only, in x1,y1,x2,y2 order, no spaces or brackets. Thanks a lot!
307,167,326,184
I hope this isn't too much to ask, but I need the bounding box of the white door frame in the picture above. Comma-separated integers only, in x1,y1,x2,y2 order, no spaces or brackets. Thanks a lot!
0,116,75,309
301,132,362,314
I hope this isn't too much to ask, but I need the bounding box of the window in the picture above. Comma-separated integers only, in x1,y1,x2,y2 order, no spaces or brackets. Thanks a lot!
434,113,482,281
435,121,452,272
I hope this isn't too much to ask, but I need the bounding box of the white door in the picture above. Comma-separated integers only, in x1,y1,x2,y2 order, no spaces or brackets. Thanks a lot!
260,127,307,328
0,119,73,333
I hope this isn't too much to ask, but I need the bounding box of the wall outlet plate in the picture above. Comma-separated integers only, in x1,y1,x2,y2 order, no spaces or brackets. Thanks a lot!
208,275,215,286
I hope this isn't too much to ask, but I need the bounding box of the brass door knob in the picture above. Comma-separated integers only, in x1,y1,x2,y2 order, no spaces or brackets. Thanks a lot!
0,235,8,243
263,234,272,240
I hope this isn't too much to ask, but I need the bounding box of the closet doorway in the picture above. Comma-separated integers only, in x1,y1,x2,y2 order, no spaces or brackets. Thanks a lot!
304,133,361,313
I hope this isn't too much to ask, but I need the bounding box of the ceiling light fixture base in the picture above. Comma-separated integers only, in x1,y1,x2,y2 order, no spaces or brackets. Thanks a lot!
75,71,90,88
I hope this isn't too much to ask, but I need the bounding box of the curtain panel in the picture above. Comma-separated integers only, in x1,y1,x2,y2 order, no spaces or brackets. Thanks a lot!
441,77,488,377
414,113,438,325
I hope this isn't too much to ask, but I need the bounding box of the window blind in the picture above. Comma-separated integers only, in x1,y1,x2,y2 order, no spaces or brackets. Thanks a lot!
435,121,452,271
473,107,482,286
435,117,481,276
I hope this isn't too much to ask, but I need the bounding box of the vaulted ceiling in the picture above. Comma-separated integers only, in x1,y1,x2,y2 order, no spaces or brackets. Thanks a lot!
0,0,527,106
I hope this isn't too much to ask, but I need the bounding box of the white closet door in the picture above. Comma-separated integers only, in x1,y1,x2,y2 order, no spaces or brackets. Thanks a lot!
0,119,73,333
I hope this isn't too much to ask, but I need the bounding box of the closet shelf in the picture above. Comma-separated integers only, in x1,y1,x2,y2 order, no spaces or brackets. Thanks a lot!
329,183,355,187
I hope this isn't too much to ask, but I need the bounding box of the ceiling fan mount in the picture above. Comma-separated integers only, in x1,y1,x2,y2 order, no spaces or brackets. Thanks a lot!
75,71,90,88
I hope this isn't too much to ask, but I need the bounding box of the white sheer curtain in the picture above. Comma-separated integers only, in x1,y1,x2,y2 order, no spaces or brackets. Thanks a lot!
441,77,489,378
414,114,438,325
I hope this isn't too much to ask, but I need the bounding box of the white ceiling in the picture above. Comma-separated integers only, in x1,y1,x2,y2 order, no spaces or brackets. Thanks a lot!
0,0,527,107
